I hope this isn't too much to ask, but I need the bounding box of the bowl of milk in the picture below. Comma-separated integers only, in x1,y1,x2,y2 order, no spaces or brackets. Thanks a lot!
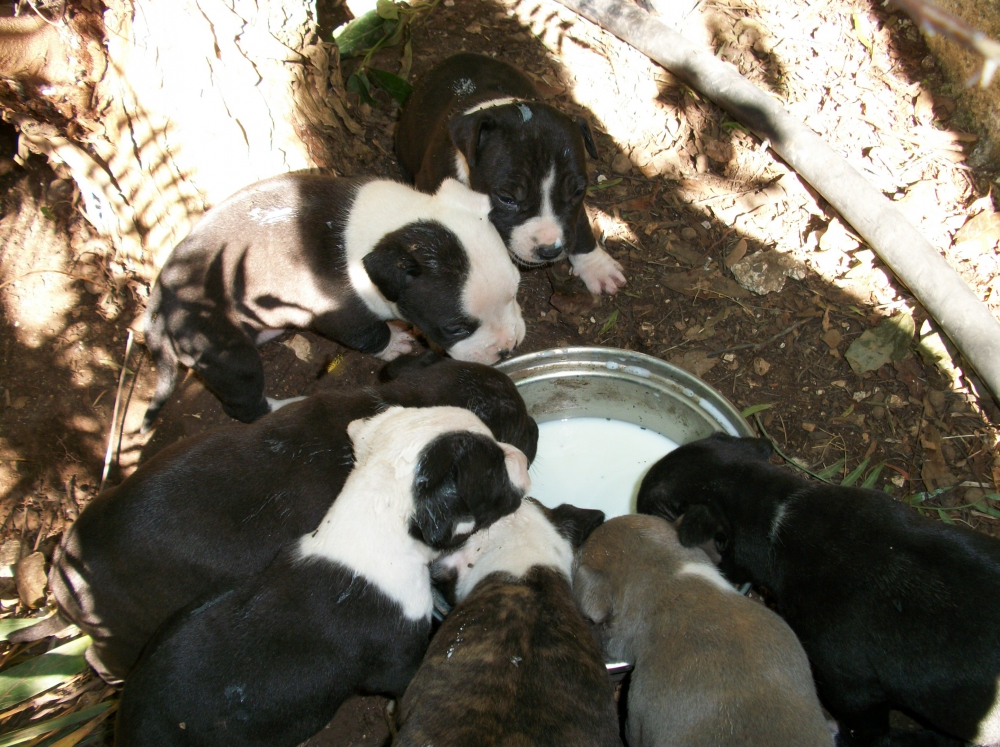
497,347,754,519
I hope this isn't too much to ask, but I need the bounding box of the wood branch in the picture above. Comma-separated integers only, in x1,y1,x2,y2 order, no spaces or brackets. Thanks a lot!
0,0,356,278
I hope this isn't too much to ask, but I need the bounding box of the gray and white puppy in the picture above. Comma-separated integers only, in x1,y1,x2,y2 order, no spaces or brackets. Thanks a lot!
142,173,524,430
574,514,833,747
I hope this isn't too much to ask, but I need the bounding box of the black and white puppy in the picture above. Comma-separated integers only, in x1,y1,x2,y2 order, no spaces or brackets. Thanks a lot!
115,405,530,747
396,52,626,294
142,172,524,430
46,352,537,684
638,433,1000,747
574,514,833,747
394,498,619,747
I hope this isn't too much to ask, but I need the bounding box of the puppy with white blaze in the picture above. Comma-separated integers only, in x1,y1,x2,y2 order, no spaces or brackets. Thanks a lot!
638,432,1000,747
396,52,626,294
142,172,524,431
115,406,530,747
394,498,619,747
574,514,833,747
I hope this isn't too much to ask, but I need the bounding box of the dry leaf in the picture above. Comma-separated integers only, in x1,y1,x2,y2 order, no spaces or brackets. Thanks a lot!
724,238,748,268
822,329,843,349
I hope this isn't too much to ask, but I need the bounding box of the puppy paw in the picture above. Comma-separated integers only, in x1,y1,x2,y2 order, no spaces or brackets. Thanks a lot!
569,248,626,294
375,322,417,361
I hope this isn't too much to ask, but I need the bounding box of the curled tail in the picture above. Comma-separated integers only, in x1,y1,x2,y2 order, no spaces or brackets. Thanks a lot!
141,291,180,434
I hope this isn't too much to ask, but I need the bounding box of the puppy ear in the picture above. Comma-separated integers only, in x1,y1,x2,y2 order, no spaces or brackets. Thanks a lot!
548,504,606,549
346,408,400,462
362,235,421,303
378,350,442,382
448,110,493,169
676,504,730,556
745,437,774,460
411,432,520,549
575,116,599,159
498,442,530,494
573,564,612,624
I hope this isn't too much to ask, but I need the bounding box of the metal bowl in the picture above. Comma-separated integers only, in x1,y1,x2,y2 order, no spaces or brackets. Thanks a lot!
497,346,753,443
498,347,752,676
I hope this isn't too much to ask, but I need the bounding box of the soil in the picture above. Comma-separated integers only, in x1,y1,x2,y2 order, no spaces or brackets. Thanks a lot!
1,0,998,743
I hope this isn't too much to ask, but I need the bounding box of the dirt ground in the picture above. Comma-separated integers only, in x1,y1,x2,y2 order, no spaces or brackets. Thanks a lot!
1,0,999,743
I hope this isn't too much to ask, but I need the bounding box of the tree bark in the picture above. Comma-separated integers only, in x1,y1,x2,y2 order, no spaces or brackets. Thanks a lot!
0,0,357,278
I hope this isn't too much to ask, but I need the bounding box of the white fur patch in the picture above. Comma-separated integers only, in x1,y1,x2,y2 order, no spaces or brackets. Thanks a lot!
248,206,295,226
453,150,470,185
508,166,564,265
298,406,496,621
440,499,573,602
677,561,737,593
769,502,789,543
266,395,306,412
463,97,522,115
974,683,1000,744
345,179,522,364
255,329,284,345
569,246,626,294
517,103,533,122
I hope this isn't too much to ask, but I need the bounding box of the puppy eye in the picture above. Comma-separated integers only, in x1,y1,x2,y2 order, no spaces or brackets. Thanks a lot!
442,324,472,340
494,191,518,209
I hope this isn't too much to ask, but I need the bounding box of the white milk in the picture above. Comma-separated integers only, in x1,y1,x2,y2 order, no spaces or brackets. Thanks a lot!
528,418,679,518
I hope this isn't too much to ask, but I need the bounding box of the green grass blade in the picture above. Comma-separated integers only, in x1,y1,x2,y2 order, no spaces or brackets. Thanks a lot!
860,462,885,489
815,457,846,480
599,310,619,335
0,636,91,711
740,403,772,418
841,457,871,488
0,702,111,747
0,615,54,642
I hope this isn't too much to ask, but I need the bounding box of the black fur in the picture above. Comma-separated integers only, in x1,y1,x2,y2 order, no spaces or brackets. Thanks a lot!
49,354,536,683
396,52,598,265
115,423,524,747
637,433,1000,747
142,173,504,430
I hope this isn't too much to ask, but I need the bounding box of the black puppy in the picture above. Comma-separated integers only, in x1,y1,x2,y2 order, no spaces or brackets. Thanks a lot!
115,406,530,747
142,172,524,430
45,352,537,683
638,433,1000,747
396,52,626,294
394,498,619,747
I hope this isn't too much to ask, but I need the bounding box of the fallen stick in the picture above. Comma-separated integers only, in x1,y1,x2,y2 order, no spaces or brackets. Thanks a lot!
99,330,134,493
554,0,1000,405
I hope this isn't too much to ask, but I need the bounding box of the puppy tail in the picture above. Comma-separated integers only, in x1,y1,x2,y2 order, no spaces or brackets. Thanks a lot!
8,612,73,643
140,304,180,434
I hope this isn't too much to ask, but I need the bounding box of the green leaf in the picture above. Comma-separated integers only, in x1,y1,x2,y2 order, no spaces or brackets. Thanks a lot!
0,702,111,747
0,615,54,642
935,508,955,525
367,68,413,105
740,403,772,418
815,457,847,480
0,636,91,712
376,0,399,19
974,500,1000,519
840,457,870,488
333,11,388,58
346,71,376,106
721,120,750,133
587,178,622,194
599,309,619,335
845,311,915,375
852,12,873,54
399,37,413,80
860,462,885,489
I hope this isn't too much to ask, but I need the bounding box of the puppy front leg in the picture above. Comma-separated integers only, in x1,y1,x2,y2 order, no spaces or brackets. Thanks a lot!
316,317,417,362
376,322,418,361
569,208,626,294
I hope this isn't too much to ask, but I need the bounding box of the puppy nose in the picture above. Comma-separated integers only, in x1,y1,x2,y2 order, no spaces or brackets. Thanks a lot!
498,348,512,361
535,244,562,261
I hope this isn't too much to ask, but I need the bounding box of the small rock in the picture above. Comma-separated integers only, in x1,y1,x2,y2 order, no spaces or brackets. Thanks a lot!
281,334,312,363
695,154,709,173
704,140,734,163
724,238,747,268
550,292,598,317
730,251,807,295
12,396,27,409
753,358,771,376
802,422,817,432
15,551,47,608
871,405,885,420
611,153,633,174
465,22,482,34
680,227,698,241
822,329,843,349
818,218,859,253
0,539,21,569
928,389,946,414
